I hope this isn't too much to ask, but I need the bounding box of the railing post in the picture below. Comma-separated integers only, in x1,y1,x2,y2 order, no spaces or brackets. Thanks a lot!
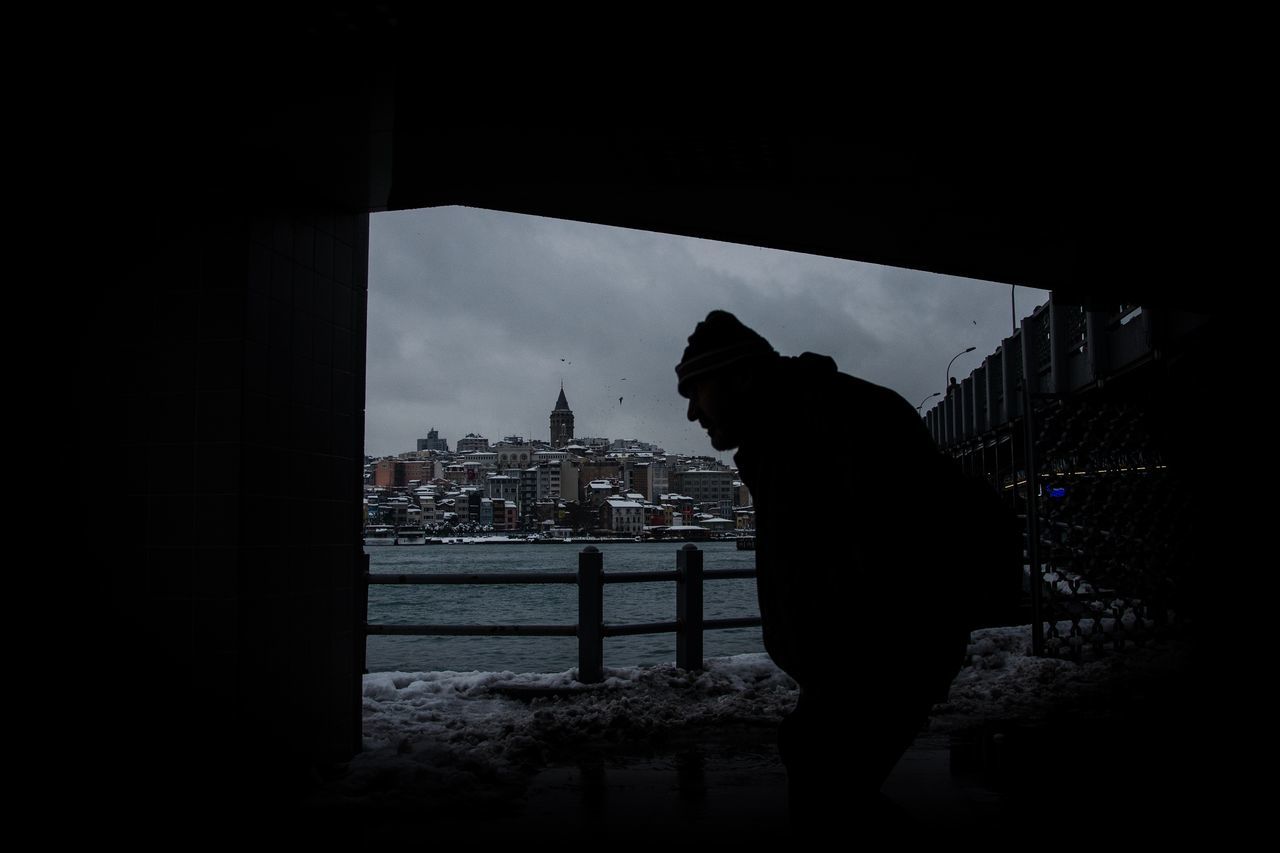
676,544,704,672
577,546,604,683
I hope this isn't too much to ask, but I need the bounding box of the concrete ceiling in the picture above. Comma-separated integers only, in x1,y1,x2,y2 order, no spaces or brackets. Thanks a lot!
103,9,1233,314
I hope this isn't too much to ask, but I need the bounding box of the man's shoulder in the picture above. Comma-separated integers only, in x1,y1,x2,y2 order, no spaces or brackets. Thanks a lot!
769,353,926,451
779,353,905,404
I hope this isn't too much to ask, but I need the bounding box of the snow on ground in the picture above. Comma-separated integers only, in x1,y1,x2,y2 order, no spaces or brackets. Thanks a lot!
339,653,795,805
338,625,1190,806
934,624,1189,732
361,653,795,753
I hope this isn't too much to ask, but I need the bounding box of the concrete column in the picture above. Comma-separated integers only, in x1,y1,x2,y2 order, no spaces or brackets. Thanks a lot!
1048,297,1069,396
1002,333,1021,420
1086,310,1111,383
105,205,369,779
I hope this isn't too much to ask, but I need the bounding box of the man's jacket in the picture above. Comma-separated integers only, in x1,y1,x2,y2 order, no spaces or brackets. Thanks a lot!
733,353,1020,701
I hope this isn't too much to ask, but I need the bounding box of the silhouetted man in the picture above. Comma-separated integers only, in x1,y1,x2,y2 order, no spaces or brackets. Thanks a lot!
675,310,1018,822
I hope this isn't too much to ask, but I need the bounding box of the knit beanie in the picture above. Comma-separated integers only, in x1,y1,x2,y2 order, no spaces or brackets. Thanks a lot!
675,310,779,395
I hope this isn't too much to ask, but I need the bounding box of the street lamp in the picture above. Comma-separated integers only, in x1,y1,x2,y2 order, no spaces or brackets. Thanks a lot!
946,347,977,390
916,392,941,414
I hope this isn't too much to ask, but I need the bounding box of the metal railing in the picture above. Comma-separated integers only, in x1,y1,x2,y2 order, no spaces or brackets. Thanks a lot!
362,544,760,682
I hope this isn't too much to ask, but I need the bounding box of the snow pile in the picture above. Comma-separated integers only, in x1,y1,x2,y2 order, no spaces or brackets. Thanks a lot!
337,627,1189,806
934,624,1189,731
362,654,794,757
341,654,796,804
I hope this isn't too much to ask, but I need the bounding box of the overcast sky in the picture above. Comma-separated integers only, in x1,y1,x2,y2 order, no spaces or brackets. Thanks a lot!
366,207,1048,461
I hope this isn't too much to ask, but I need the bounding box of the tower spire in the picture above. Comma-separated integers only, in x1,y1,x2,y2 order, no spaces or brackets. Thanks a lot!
551,384,574,447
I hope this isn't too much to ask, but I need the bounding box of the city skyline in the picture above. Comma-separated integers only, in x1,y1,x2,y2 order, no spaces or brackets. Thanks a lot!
366,207,1049,459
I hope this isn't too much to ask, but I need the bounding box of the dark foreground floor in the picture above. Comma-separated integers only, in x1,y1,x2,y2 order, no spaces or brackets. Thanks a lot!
286,708,1223,843
106,645,1234,843
105,711,1227,844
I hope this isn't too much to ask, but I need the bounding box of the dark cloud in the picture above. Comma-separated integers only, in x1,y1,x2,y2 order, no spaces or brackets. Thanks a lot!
366,207,1047,458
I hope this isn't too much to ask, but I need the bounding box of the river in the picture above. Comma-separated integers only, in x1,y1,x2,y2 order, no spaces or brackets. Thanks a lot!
365,540,761,674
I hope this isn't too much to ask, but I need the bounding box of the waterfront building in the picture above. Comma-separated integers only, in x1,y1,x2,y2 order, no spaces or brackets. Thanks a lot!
576,437,612,456
518,468,539,525
660,493,695,525
669,469,735,519
461,489,482,524
439,489,479,524
602,498,644,535
493,441,535,471
533,499,559,525
416,495,437,526
697,515,735,534
383,495,412,526
436,498,457,523
492,499,517,532
648,504,673,526
629,462,651,501
610,438,663,453
619,456,668,501
587,480,616,506
464,450,498,468
486,474,520,505
672,455,728,472
372,459,396,487
373,458,433,488
417,428,449,452
459,461,488,485
457,433,489,454
664,524,712,542
615,454,656,494
580,459,621,485
528,460,579,502
559,459,580,503
647,460,669,503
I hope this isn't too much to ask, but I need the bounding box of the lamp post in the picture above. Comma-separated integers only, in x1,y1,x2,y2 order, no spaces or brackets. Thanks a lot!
916,392,941,414
946,346,977,390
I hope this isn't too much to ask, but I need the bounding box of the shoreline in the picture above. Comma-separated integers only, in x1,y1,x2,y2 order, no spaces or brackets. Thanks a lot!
368,536,741,546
